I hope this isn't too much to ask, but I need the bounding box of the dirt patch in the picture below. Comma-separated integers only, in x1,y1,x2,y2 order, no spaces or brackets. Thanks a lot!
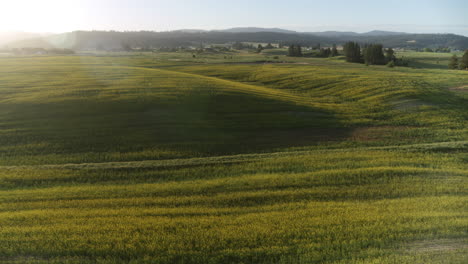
449,85,468,92
350,126,412,142
406,239,468,253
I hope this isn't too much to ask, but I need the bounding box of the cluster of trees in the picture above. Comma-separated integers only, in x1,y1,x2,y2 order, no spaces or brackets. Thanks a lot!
315,44,339,58
288,45,303,57
288,44,339,58
232,42,275,52
256,43,275,53
265,43,275,49
232,42,255,50
343,42,362,63
312,43,322,50
363,44,386,65
343,42,405,67
257,45,264,53
317,48,332,57
448,50,468,70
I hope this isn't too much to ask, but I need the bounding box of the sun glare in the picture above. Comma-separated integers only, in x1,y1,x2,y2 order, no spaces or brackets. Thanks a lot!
0,0,83,32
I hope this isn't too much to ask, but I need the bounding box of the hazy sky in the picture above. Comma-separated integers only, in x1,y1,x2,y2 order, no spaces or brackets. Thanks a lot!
1,0,467,35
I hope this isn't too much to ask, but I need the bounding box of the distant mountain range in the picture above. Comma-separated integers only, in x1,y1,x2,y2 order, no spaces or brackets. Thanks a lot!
2,28,468,50
304,30,409,37
175,28,409,36
217,27,298,34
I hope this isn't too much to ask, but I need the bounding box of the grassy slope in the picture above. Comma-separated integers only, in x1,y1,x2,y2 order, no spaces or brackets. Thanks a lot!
396,51,465,69
168,55,468,144
0,53,467,263
0,56,346,165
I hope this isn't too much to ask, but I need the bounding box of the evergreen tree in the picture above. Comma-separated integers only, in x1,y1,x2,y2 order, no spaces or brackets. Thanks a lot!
265,43,274,49
233,42,246,50
385,48,395,62
364,44,385,65
374,44,385,64
460,50,468,70
319,48,331,57
343,42,361,63
331,44,339,57
257,44,264,53
288,45,303,57
288,45,294,56
448,54,459,69
296,45,303,57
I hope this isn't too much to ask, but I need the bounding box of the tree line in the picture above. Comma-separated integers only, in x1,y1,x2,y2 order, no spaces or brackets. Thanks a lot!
449,51,468,70
287,44,339,58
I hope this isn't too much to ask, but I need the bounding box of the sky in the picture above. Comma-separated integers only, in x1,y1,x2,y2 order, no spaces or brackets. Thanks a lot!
0,0,467,35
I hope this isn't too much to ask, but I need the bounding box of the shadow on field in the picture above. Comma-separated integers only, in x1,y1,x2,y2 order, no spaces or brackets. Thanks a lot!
408,61,449,70
0,91,351,164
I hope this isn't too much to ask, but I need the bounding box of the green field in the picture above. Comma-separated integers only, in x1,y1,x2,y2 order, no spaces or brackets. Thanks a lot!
396,51,466,69
0,51,467,263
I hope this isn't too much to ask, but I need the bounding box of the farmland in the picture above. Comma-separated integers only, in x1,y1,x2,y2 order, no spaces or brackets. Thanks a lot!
0,51,467,263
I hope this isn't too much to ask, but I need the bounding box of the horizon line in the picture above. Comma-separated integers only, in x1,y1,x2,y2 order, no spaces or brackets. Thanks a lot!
1,28,468,37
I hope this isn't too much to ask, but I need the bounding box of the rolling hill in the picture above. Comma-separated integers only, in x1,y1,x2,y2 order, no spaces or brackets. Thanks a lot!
0,51,467,263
